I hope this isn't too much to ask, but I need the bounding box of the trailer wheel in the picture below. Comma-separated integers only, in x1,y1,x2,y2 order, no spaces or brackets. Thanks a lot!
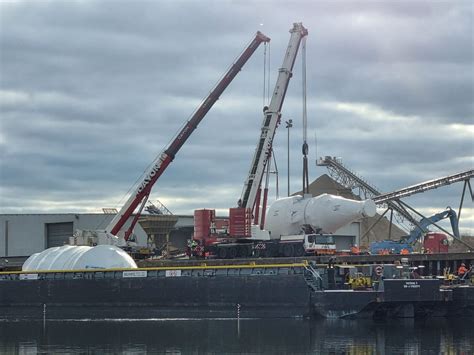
218,247,227,259
238,245,250,258
282,244,294,257
228,247,238,259
294,245,305,257
266,244,279,257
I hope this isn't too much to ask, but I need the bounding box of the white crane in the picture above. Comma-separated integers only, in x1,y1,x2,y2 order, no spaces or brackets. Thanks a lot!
240,23,308,218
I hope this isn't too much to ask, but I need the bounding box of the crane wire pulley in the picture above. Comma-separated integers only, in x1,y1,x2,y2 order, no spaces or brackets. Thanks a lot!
301,36,309,194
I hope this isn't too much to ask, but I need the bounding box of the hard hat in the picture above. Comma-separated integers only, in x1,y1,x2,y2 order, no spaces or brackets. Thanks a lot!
461,263,466,266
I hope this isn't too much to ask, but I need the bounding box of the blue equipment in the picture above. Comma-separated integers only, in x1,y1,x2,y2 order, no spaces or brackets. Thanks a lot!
370,207,460,254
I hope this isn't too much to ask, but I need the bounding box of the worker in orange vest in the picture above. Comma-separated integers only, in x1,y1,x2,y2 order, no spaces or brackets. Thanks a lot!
400,248,410,255
350,245,360,255
458,263,468,279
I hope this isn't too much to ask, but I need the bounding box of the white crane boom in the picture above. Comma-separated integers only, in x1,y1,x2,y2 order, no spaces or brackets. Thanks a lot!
240,23,308,212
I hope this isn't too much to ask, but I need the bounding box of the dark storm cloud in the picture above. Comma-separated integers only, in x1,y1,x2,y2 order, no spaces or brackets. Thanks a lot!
0,1,472,231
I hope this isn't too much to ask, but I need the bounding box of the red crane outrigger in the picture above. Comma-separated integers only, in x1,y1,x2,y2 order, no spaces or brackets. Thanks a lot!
104,31,270,242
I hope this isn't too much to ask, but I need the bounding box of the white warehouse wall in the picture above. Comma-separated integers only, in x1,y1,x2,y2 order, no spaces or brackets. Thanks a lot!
0,214,149,257
0,213,357,257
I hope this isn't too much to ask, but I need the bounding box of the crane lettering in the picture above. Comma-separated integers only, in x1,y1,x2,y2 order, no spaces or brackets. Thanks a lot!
177,126,190,142
262,136,273,166
136,153,167,196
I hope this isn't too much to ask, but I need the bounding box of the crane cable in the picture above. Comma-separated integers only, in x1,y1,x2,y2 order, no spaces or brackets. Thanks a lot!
262,42,271,106
263,42,267,107
302,36,309,194
261,41,272,200
259,42,273,223
272,151,279,199
267,42,271,104
302,37,307,145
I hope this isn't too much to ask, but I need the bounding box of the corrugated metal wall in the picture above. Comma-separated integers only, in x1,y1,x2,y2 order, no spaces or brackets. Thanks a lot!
46,222,73,248
0,214,187,257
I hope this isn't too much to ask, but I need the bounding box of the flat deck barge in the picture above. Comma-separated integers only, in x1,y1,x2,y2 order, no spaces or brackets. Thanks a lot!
138,252,474,276
0,260,473,320
3,252,473,273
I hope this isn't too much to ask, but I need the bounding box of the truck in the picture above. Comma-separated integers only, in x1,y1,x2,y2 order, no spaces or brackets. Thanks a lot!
369,207,460,254
191,193,376,259
191,229,336,258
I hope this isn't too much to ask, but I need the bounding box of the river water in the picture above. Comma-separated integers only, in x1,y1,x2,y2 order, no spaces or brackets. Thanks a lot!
0,318,473,354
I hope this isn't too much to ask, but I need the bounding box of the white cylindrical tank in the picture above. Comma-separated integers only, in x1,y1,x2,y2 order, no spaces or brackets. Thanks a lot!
22,245,137,271
265,193,376,239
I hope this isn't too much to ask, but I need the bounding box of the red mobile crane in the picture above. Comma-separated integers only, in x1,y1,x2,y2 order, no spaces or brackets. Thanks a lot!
73,31,270,246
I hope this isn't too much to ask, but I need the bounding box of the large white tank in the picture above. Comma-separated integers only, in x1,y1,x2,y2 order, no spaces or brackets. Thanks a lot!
265,193,376,239
22,245,137,271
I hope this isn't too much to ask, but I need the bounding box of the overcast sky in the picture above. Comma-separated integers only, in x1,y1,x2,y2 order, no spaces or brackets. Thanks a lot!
1,1,473,234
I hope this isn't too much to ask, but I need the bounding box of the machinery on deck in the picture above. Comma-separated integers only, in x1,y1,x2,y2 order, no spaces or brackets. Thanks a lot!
192,194,376,258
190,24,377,259
369,207,460,254
190,23,308,258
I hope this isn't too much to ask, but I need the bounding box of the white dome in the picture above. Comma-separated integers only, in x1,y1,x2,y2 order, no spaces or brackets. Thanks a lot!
74,245,137,269
22,245,137,271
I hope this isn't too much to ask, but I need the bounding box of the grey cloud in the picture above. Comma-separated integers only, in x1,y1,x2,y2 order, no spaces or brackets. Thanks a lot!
0,0,472,233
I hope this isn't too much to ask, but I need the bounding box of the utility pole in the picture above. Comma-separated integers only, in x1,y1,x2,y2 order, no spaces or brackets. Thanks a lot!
286,119,293,196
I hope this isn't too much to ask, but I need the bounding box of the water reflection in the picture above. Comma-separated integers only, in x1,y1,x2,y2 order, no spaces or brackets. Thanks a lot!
0,318,473,354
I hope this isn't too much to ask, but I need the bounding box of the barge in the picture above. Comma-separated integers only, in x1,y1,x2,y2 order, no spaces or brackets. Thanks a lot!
0,261,472,320
307,263,474,318
0,263,310,320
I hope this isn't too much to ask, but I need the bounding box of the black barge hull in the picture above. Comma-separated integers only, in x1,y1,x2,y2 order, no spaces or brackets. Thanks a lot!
0,265,310,320
311,280,474,319
1,264,473,320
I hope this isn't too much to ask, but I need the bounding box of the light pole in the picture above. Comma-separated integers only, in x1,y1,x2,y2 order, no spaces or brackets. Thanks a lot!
285,119,293,196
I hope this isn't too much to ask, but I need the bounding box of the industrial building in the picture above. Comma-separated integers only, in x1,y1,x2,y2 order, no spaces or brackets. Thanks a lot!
0,213,193,258
0,174,404,258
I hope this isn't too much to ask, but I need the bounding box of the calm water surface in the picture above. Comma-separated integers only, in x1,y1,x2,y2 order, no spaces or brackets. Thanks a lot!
0,318,473,354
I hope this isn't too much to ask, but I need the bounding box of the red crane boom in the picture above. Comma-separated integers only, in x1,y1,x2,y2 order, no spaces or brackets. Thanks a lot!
106,31,270,240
